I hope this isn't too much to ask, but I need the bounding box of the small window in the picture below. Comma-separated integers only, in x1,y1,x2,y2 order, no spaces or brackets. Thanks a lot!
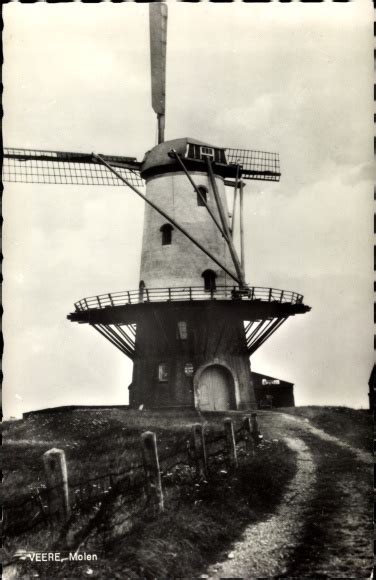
158,363,168,382
200,146,215,160
202,269,217,292
160,223,173,246
177,321,188,340
196,185,208,207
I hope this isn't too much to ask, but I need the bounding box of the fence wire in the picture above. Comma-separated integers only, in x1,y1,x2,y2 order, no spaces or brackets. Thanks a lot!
3,419,255,541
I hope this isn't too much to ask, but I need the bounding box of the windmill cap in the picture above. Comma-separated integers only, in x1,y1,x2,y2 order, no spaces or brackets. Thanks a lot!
141,137,226,179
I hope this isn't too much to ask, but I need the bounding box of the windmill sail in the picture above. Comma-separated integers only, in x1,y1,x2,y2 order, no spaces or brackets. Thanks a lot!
226,148,281,181
3,148,143,187
149,3,168,143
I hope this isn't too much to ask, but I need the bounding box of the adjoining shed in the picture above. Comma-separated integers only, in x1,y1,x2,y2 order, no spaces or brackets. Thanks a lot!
251,371,295,409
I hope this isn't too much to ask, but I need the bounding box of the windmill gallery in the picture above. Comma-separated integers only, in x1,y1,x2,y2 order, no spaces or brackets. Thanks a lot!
3,5,310,413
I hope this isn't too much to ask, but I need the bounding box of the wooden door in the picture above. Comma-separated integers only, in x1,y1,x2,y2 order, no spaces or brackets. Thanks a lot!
198,365,233,411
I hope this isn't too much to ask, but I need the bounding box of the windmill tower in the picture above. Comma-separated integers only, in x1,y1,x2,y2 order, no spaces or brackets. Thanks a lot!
3,5,310,412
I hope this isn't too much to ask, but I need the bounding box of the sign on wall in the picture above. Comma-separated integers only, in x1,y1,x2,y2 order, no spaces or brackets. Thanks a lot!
184,363,194,376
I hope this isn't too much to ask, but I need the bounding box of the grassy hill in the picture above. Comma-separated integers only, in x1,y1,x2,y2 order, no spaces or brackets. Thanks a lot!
2,406,372,579
2,408,295,577
2,409,202,501
2,405,371,501
272,406,372,452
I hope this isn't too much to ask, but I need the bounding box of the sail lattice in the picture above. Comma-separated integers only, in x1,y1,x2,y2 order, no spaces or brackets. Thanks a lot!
3,148,144,187
226,148,281,181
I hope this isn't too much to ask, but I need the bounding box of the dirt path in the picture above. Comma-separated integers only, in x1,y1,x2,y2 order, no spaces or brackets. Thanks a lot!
276,412,371,464
206,436,315,578
204,412,373,579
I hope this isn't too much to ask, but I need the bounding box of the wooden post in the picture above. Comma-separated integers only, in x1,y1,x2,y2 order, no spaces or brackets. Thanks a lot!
191,423,207,477
242,416,253,453
224,418,238,469
231,170,239,238
251,412,261,443
43,448,70,524
141,431,164,512
240,181,245,272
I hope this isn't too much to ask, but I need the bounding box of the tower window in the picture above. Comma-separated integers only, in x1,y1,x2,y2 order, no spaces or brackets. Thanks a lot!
160,223,173,246
187,143,225,163
158,362,168,382
202,269,217,292
199,146,215,160
196,185,208,207
177,321,188,340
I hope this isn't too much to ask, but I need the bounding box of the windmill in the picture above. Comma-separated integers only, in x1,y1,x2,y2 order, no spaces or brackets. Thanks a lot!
3,5,310,412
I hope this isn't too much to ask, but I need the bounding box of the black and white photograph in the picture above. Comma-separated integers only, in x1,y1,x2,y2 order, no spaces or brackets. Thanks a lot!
2,2,373,578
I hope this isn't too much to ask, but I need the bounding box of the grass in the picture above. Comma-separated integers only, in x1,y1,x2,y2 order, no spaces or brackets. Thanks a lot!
273,406,372,452
4,405,370,578
104,445,295,579
1,409,202,502
2,409,296,578
13,438,296,579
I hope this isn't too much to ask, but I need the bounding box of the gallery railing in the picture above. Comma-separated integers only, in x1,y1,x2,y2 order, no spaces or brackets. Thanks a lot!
74,285,304,312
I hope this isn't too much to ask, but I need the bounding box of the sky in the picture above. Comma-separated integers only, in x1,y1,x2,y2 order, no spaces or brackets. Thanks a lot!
3,1,373,417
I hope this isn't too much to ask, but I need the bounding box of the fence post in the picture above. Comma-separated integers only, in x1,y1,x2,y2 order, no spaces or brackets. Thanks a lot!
251,412,262,444
224,418,238,469
242,416,253,453
191,423,207,477
141,431,164,512
43,448,70,525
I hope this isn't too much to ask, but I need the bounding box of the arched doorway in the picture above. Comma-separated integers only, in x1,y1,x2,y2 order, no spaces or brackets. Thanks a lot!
197,364,235,411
